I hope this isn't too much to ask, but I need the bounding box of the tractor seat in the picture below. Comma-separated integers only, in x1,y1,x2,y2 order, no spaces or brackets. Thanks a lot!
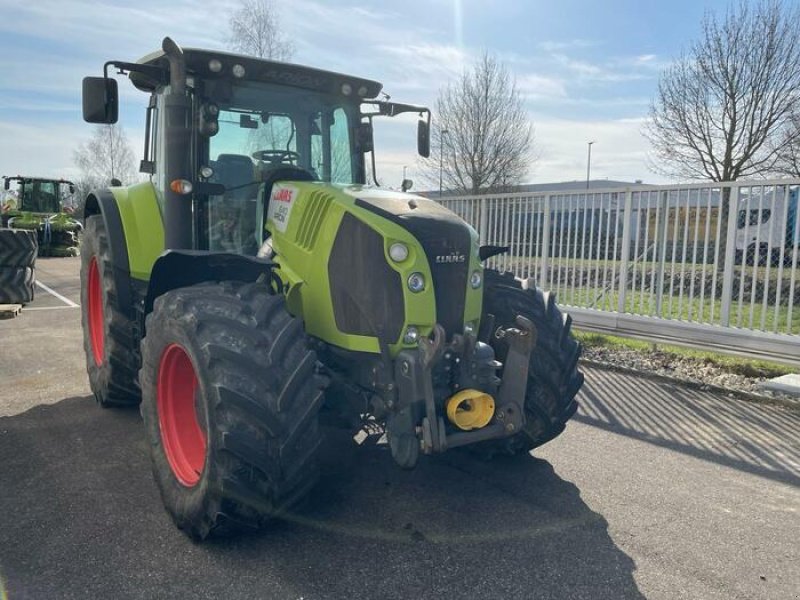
213,154,256,200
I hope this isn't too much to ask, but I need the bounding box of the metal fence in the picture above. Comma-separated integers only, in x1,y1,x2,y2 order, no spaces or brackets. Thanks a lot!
438,179,800,366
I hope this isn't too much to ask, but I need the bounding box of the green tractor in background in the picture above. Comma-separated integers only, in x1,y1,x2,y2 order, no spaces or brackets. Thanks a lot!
81,38,583,540
1,175,82,257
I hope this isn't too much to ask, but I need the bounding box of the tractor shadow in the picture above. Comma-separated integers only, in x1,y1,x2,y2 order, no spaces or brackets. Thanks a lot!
0,396,643,600
213,428,646,599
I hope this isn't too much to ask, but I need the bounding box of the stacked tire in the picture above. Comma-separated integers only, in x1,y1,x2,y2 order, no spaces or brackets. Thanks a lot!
0,229,37,304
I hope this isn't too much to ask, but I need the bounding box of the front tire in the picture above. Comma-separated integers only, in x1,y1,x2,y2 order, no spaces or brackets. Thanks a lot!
80,215,140,407
479,270,584,456
140,281,324,540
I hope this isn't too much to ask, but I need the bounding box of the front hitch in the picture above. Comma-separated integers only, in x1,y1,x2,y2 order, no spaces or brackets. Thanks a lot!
492,315,536,434
386,317,537,468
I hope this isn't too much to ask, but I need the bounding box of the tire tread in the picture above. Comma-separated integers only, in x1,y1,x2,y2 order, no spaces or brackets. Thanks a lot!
480,269,584,456
140,281,323,540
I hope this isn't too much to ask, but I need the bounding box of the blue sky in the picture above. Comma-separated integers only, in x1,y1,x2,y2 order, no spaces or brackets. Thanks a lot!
0,0,734,189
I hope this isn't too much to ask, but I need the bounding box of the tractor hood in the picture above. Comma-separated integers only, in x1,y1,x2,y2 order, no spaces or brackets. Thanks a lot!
341,187,464,223
342,186,478,338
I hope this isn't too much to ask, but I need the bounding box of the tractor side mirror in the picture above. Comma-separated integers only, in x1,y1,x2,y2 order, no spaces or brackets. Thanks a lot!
82,77,119,124
401,179,413,192
69,184,75,194
354,122,374,154
417,120,430,158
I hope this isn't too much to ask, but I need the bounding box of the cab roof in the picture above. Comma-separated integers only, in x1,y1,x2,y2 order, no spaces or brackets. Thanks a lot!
3,175,74,185
130,47,383,99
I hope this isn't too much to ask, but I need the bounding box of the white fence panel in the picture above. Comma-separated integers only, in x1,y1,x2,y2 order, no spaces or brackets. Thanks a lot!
437,179,800,366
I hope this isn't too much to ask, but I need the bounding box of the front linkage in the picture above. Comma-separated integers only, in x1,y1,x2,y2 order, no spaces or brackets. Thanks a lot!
379,317,537,468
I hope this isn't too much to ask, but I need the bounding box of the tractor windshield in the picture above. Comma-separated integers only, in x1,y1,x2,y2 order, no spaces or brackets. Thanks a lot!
20,180,61,213
202,79,358,254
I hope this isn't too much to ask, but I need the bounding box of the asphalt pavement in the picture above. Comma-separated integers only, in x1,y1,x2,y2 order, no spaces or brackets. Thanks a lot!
0,258,798,600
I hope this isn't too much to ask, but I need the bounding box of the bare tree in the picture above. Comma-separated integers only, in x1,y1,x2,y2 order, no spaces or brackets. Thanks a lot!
73,124,138,200
228,0,293,61
645,1,800,182
774,110,800,176
423,52,534,194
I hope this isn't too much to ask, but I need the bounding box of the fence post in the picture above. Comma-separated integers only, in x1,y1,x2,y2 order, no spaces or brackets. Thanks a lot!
720,185,739,327
478,197,488,245
656,191,669,316
616,189,633,314
539,194,551,289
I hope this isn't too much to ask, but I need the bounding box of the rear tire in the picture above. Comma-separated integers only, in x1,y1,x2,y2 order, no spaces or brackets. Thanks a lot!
140,281,324,540
0,229,37,267
478,270,583,457
80,215,140,407
0,266,34,303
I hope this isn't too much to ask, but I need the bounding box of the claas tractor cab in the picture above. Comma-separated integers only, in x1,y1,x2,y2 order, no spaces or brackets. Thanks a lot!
1,176,82,256
80,37,583,540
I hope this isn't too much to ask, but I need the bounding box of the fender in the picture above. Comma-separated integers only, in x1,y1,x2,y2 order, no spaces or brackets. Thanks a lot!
83,188,137,319
144,250,278,318
84,182,165,319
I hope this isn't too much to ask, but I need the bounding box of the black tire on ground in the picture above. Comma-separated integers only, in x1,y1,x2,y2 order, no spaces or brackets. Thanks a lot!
0,229,37,267
478,270,584,457
80,215,140,407
0,266,35,304
139,281,324,540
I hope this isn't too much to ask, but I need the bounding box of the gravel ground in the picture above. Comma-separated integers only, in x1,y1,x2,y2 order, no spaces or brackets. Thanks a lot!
580,345,799,405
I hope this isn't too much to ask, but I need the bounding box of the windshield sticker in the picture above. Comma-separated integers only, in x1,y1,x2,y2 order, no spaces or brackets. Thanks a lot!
267,185,298,233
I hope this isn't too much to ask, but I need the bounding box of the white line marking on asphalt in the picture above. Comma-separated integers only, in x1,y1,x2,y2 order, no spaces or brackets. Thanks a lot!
24,305,80,311
35,281,79,307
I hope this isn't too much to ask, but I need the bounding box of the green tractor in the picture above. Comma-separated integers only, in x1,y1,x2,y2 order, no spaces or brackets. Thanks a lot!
80,38,583,540
1,175,82,257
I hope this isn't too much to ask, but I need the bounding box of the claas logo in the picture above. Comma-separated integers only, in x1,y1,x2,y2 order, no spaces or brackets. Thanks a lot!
272,188,293,202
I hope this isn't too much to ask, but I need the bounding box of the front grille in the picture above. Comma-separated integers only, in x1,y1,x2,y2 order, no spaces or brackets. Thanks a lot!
296,190,333,250
402,215,471,338
328,213,405,343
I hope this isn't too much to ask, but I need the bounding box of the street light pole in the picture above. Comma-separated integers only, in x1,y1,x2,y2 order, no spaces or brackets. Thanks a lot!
586,141,595,189
439,129,449,197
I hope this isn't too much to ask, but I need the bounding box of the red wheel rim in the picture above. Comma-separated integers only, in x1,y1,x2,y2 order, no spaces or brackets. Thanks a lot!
87,257,105,366
157,344,206,487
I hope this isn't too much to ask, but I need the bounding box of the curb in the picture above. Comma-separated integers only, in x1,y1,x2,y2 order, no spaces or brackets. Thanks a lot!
579,358,800,412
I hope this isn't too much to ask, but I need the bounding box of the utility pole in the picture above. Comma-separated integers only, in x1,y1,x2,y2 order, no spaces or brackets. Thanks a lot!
586,141,595,189
439,129,449,197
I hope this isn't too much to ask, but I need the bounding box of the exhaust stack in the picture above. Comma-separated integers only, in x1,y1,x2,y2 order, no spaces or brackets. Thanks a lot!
160,37,193,251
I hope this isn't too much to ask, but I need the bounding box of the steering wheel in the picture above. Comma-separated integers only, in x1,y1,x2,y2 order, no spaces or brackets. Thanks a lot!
252,149,301,165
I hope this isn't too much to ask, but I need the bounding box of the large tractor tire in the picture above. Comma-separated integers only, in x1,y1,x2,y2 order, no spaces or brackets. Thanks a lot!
80,215,140,407
0,229,37,268
139,281,324,540
479,270,583,457
0,266,35,304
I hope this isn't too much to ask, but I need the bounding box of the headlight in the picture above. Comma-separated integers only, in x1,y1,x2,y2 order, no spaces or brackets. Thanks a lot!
389,242,409,262
232,64,246,78
470,270,482,289
403,326,419,344
407,272,425,293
